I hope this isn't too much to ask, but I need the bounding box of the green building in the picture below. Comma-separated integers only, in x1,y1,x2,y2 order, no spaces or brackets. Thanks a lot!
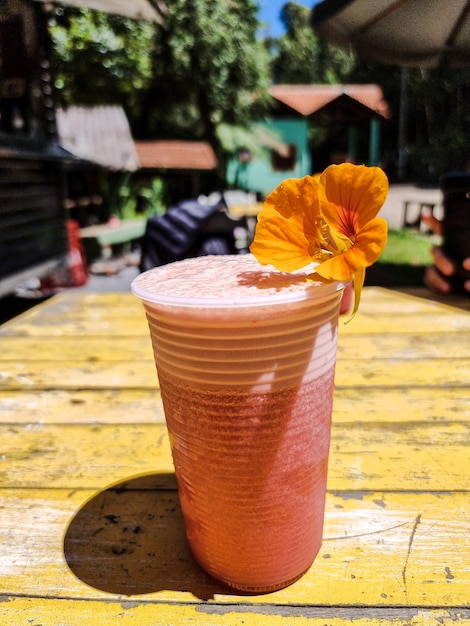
227,84,389,198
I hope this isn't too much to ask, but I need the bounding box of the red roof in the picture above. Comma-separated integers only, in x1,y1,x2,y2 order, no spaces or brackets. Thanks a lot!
269,84,389,118
135,140,218,170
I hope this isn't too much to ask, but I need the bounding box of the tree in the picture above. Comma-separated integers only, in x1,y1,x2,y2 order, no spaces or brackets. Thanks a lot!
49,8,156,126
137,0,271,157
271,2,355,84
351,57,470,181
49,1,271,183
405,65,470,180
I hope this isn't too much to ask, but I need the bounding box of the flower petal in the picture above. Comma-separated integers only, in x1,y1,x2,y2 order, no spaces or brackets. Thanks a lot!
250,176,324,271
250,164,389,322
344,265,366,324
319,163,389,237
315,218,388,281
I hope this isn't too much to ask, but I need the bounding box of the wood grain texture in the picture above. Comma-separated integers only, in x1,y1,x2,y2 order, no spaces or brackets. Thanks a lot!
0,286,469,624
0,356,469,390
2,598,470,625
1,387,468,425
0,420,469,490
0,489,468,607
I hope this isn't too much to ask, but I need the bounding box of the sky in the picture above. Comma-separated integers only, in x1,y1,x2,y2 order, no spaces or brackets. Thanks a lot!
257,0,321,38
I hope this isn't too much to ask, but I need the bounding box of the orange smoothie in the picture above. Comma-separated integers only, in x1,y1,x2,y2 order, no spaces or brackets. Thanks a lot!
132,254,346,591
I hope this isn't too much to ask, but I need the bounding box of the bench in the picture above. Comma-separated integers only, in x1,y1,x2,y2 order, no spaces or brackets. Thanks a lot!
80,218,146,263
403,200,437,229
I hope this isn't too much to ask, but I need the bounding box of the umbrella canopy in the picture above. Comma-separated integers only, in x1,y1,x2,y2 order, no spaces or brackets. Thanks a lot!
311,0,470,68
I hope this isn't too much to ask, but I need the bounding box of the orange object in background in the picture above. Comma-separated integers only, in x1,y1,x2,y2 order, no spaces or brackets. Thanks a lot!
40,220,88,292
340,281,354,315
66,219,88,287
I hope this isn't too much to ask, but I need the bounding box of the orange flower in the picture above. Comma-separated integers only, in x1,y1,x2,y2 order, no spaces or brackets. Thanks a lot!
315,164,388,279
250,163,389,319
249,174,326,272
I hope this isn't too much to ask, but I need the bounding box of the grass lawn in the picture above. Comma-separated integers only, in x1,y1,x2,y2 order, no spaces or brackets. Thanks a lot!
366,229,437,287
378,229,436,266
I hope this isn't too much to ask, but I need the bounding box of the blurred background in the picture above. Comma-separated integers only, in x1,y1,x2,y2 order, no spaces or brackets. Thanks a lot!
2,0,469,320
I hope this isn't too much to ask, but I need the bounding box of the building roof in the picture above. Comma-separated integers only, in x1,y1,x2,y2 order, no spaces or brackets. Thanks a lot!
269,84,390,119
56,105,140,171
135,140,218,170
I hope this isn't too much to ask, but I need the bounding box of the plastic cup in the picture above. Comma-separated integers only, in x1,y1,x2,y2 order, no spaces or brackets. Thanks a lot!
131,255,347,592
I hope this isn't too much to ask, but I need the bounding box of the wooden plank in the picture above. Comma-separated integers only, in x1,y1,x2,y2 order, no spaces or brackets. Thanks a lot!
0,316,149,337
360,286,470,312
0,292,147,337
0,489,468,608
0,389,165,424
1,287,466,325
1,387,469,425
337,332,470,359
1,331,470,360
0,423,174,489
0,357,468,389
396,287,470,312
329,420,470,491
333,387,470,423
1,421,469,491
338,312,470,334
13,286,459,312
2,599,470,626
334,357,469,388
2,309,468,336
1,289,469,337
0,336,155,361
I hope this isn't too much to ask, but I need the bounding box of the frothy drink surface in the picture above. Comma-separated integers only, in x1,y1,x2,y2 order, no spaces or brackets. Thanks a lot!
134,254,328,302
132,255,343,591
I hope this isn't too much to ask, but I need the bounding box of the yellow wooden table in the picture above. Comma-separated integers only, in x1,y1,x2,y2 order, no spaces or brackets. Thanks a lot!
1,287,469,625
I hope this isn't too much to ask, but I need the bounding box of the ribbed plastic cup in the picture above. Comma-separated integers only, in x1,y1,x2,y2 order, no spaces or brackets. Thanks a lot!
131,255,347,592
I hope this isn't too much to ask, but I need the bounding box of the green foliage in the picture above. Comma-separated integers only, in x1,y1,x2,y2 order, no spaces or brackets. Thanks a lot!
47,0,470,188
48,1,272,192
216,123,283,159
135,178,167,217
49,9,155,123
378,229,434,266
270,2,356,84
403,66,470,180
100,173,166,220
349,53,470,182
139,0,271,147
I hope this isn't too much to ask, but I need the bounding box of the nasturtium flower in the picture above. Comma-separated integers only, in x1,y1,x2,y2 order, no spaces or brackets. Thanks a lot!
249,174,327,272
250,163,389,320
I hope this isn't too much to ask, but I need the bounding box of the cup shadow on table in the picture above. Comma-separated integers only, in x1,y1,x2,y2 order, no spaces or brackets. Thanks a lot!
65,272,338,599
63,472,230,600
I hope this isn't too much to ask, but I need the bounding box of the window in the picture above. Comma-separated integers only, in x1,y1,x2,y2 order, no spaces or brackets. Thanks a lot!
271,143,297,171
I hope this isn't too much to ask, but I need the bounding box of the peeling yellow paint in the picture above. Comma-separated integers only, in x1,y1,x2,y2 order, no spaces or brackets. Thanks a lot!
2,597,470,625
0,287,469,624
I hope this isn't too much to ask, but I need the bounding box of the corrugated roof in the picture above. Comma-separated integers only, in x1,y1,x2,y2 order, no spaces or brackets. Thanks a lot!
56,105,140,171
135,140,218,170
269,84,389,118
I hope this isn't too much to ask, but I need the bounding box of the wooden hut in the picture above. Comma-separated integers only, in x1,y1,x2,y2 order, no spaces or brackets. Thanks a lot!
0,0,165,297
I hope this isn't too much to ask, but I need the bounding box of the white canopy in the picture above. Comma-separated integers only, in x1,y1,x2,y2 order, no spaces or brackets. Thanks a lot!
311,0,470,68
